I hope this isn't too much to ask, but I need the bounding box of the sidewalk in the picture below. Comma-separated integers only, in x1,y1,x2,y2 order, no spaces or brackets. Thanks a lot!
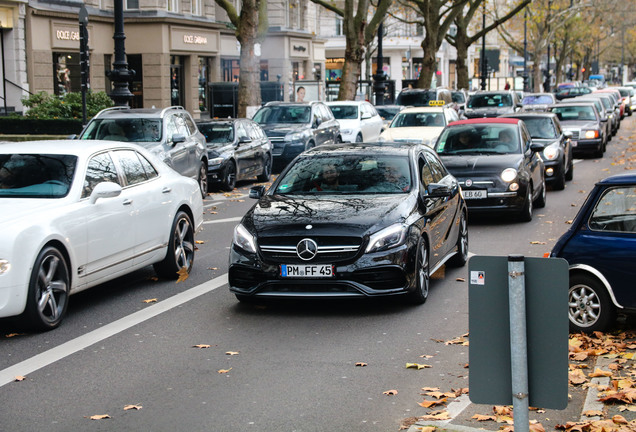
405,329,636,432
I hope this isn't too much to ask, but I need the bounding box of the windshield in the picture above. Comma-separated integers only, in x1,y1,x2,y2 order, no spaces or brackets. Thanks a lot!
396,91,436,106
329,105,358,120
551,106,597,121
198,123,234,144
376,107,401,120
81,118,162,143
253,106,311,124
274,154,412,195
435,124,520,155
467,93,513,108
0,153,77,198
522,118,558,139
522,95,554,105
390,112,446,128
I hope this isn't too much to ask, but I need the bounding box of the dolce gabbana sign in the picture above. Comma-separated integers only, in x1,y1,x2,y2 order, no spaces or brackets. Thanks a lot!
171,26,219,53
51,22,88,49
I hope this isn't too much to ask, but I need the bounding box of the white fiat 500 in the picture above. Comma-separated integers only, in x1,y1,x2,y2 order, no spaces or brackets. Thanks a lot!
0,140,204,331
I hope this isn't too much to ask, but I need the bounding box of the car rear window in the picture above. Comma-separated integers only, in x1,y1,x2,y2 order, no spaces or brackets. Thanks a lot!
467,93,513,108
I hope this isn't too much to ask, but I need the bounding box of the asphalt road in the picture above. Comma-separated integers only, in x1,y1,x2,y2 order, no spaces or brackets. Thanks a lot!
1,116,634,432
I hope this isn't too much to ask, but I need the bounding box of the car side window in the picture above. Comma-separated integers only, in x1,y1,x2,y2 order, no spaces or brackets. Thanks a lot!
244,122,258,141
319,104,333,121
424,152,445,182
588,186,636,233
183,113,197,136
114,150,157,186
166,115,179,142
521,126,532,151
83,152,120,199
236,122,249,141
419,157,435,188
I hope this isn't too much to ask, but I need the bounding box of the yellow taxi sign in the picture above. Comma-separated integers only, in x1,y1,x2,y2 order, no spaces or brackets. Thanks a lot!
429,100,445,106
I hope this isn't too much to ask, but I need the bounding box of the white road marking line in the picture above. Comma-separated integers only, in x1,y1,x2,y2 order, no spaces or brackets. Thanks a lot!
203,216,243,225
0,274,229,388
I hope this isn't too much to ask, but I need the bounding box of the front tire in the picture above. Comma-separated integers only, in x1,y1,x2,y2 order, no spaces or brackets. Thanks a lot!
198,161,208,198
256,154,272,182
23,246,70,331
407,238,429,305
448,212,468,267
519,185,533,222
220,162,237,192
534,178,547,208
552,163,566,191
565,156,574,181
568,274,615,333
154,211,195,279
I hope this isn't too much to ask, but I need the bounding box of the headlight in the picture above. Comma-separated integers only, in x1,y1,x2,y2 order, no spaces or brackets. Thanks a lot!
501,168,518,183
233,224,257,253
209,157,224,166
286,132,305,141
583,130,599,139
366,224,408,253
0,259,10,275
542,144,559,160
341,129,353,135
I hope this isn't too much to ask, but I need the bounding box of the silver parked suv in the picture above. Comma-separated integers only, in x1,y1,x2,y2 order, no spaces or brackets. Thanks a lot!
78,106,208,197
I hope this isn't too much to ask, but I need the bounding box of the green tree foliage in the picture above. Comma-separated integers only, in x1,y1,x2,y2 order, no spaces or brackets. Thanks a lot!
21,91,113,120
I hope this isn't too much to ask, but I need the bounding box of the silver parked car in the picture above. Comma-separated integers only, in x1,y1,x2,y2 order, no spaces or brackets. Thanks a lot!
78,106,209,198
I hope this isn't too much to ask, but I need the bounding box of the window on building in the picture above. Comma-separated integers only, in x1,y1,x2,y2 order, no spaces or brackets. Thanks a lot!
191,0,202,15
167,0,179,13
198,57,209,112
222,59,240,82
335,16,344,36
125,0,139,10
54,53,80,96
287,0,301,29
260,60,269,81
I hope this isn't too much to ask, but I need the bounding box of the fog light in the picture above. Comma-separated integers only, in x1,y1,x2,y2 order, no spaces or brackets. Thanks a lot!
0,260,10,275
546,168,554,177
509,182,519,191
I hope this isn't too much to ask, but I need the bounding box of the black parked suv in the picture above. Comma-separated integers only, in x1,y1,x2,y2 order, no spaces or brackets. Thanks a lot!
252,101,341,168
464,90,521,118
78,106,208,198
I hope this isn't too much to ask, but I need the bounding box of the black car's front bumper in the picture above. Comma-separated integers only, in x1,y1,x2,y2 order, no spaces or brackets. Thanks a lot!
571,137,603,155
543,159,564,184
228,243,417,299
460,184,528,214
270,139,307,166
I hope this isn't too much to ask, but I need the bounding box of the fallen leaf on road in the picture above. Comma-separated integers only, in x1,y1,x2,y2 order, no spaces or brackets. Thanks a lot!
383,389,398,395
193,344,211,349
88,414,111,420
530,241,547,245
456,277,465,282
583,410,603,417
225,351,239,356
569,369,588,385
5,333,24,338
176,267,189,283
406,363,431,370
355,362,367,367
124,405,142,411
589,368,613,377
418,398,446,408
195,240,205,244
14,376,26,382
217,368,232,374
472,414,496,421
143,298,157,303
418,411,450,421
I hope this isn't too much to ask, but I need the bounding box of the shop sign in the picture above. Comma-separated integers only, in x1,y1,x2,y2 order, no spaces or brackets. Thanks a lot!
289,38,310,58
171,26,219,53
51,22,90,49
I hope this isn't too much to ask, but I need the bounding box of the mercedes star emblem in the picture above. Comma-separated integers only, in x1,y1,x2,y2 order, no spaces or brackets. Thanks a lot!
296,238,318,261
465,179,473,187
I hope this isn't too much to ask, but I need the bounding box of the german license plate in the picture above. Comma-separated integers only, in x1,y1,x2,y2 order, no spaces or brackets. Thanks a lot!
463,189,487,199
280,264,334,278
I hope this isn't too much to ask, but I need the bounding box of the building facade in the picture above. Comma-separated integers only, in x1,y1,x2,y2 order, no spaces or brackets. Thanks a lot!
0,0,28,114
21,0,326,118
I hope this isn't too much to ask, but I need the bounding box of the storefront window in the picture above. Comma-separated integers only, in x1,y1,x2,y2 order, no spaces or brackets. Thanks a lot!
222,59,240,82
260,60,269,81
171,55,184,107
54,53,80,96
326,58,344,81
371,57,391,78
128,54,143,108
198,57,209,113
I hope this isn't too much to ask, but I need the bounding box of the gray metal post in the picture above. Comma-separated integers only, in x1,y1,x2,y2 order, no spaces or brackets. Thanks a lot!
508,255,529,432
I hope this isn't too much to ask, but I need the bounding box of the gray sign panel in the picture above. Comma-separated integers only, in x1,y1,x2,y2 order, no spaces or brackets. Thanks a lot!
468,256,569,409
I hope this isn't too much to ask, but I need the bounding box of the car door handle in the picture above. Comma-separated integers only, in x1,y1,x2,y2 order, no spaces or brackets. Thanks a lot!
123,199,133,206
162,187,172,194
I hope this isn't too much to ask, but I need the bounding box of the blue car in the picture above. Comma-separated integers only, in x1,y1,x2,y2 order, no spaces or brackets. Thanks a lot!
550,174,636,332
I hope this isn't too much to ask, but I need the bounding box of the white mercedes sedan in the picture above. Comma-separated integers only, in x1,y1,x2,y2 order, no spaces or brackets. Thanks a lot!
0,140,204,331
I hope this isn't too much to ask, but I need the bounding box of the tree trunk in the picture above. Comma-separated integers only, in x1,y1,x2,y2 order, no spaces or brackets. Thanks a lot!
237,37,261,117
454,29,470,90
417,38,437,89
532,51,543,92
338,25,365,100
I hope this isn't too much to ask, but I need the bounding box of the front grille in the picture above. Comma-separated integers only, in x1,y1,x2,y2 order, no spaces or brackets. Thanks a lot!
566,130,580,139
259,236,362,264
258,281,361,295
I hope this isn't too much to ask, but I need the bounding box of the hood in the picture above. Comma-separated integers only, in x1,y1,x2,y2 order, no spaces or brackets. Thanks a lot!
438,154,523,176
464,106,515,117
559,120,600,130
245,194,414,237
381,127,443,142
206,142,234,157
336,119,361,129
0,198,66,228
260,123,309,138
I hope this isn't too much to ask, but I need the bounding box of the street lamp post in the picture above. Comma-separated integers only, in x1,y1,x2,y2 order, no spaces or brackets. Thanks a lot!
523,7,528,92
373,21,386,105
107,0,134,107
480,4,487,90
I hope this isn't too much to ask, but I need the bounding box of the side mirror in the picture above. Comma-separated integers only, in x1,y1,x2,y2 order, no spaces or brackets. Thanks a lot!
361,113,372,120
238,136,252,144
424,183,451,198
563,131,573,139
171,134,186,145
249,185,266,199
90,181,122,204
530,142,545,153
314,117,322,127
600,117,608,123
